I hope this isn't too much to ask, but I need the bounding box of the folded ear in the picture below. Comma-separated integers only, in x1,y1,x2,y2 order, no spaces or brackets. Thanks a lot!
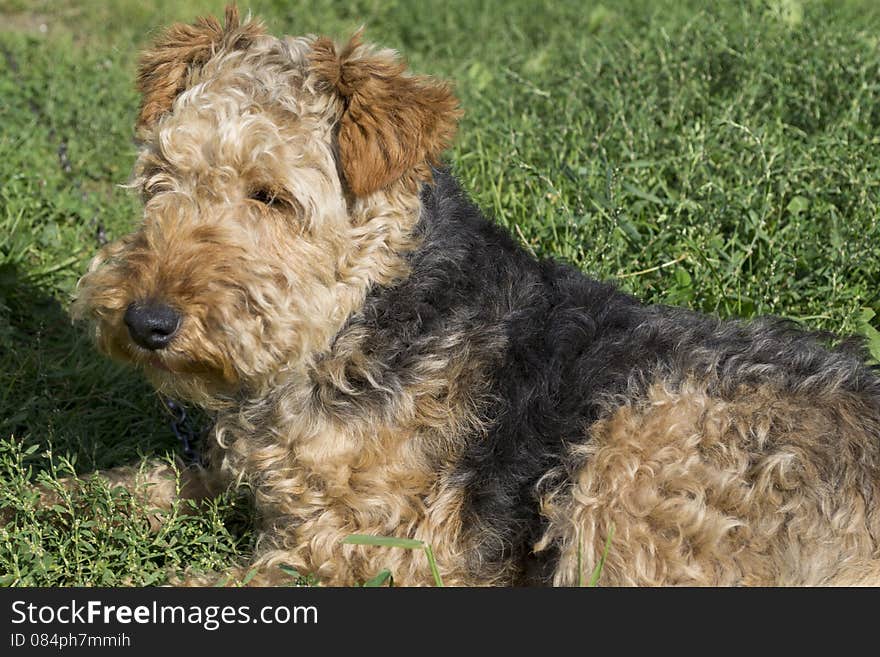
310,33,462,197
136,4,264,132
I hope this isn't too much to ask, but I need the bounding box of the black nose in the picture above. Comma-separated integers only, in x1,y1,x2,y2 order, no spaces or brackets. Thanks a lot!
123,302,181,350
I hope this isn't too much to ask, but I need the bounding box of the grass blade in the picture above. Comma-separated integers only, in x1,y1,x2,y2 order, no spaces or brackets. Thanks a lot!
588,524,615,587
343,534,444,586
363,569,393,587
423,544,444,587
278,564,301,580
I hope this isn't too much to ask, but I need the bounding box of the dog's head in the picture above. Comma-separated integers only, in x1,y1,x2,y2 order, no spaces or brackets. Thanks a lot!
73,5,460,405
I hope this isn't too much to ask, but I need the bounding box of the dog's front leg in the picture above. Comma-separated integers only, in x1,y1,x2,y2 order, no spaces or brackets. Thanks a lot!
37,459,224,530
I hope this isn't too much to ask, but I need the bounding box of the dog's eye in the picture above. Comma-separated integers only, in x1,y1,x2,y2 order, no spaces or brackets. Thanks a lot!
248,188,280,206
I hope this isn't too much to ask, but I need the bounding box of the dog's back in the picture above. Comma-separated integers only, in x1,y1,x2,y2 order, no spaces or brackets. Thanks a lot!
348,168,880,585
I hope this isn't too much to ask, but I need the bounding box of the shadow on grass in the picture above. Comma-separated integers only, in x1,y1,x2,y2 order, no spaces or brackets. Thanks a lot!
0,262,189,474
0,263,256,585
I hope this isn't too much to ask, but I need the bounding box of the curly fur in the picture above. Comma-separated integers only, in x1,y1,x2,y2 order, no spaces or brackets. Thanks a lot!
73,6,880,586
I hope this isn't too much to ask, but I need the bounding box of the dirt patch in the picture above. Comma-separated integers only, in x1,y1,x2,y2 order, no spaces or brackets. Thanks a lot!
0,10,50,35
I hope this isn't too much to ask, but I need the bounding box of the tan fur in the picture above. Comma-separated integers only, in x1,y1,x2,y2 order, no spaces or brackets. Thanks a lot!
75,9,490,586
188,323,507,586
76,28,422,408
537,380,880,586
136,5,265,133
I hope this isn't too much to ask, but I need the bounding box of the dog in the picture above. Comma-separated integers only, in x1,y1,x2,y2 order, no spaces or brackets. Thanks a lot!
72,5,880,586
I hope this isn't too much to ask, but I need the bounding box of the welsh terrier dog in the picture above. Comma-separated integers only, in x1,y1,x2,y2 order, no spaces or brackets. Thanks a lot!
73,6,880,586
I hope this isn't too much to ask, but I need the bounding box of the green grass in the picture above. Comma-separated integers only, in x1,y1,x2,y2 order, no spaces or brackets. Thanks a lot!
342,534,445,587
1,0,878,585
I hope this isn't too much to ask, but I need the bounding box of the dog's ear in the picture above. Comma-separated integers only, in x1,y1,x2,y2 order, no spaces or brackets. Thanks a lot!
136,4,264,133
310,33,462,197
